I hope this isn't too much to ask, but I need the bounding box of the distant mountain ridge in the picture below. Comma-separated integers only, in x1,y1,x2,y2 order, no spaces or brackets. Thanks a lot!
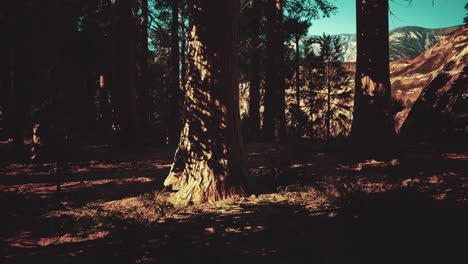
312,25,461,62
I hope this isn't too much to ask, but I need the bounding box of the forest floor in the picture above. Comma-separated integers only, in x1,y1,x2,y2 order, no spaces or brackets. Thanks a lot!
0,142,467,264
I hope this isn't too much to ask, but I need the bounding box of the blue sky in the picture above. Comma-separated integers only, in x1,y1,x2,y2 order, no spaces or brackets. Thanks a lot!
309,0,467,35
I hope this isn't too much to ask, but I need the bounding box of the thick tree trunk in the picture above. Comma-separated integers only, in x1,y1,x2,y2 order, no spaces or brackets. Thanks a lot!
167,0,181,145
351,0,395,157
248,0,261,141
163,0,248,203
112,0,138,147
263,0,286,142
138,0,150,129
9,1,33,158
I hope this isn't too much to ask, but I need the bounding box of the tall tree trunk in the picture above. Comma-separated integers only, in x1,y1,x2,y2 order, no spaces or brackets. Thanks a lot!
0,14,8,140
9,1,33,158
248,0,261,141
163,0,248,203
263,0,286,142
295,34,301,106
95,0,113,141
138,0,150,129
351,0,395,157
326,63,331,142
294,33,302,137
139,0,148,71
180,7,187,94
112,0,138,147
167,0,181,145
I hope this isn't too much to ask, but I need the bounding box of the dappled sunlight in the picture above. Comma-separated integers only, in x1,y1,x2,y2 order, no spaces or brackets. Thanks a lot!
3,230,110,249
1,143,466,263
1,177,157,200
443,152,468,161
337,158,399,172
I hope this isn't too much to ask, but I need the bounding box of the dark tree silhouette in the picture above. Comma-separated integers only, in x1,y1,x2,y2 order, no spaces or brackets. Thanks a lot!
112,0,138,147
8,1,33,158
351,0,395,158
264,0,286,142
163,0,248,202
137,0,151,131
167,0,181,145
247,0,262,141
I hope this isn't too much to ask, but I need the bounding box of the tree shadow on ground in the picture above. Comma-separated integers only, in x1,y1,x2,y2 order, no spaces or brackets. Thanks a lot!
1,188,466,264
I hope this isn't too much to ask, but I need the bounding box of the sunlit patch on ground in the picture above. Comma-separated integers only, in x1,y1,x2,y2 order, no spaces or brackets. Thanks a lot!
4,230,110,248
443,152,468,161
1,144,466,263
337,159,400,171
0,177,157,199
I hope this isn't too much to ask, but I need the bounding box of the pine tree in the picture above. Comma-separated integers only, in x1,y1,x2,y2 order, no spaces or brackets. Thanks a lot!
312,35,352,140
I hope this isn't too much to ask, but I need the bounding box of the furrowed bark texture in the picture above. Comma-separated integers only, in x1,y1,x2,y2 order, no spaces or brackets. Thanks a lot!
351,0,395,157
163,0,248,202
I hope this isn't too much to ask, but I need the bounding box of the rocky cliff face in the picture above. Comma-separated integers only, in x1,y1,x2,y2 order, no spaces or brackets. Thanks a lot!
315,25,461,62
394,26,468,140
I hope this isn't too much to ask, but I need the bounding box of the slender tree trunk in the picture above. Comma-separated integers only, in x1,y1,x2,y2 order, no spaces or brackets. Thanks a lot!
98,0,113,141
294,33,302,137
180,7,187,94
139,0,150,128
264,0,286,142
112,0,138,147
167,0,181,145
295,34,301,106
0,18,8,140
351,0,395,158
9,1,33,159
9,48,26,158
326,64,331,142
163,0,248,203
248,0,261,141
140,0,148,70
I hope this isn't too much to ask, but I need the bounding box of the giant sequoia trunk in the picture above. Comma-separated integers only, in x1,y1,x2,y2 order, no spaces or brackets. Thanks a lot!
263,0,286,142
248,0,261,141
163,0,248,202
167,0,181,145
112,0,138,146
351,0,395,157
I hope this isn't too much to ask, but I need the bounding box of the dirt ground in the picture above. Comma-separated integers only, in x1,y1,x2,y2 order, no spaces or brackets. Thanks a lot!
1,142,467,264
